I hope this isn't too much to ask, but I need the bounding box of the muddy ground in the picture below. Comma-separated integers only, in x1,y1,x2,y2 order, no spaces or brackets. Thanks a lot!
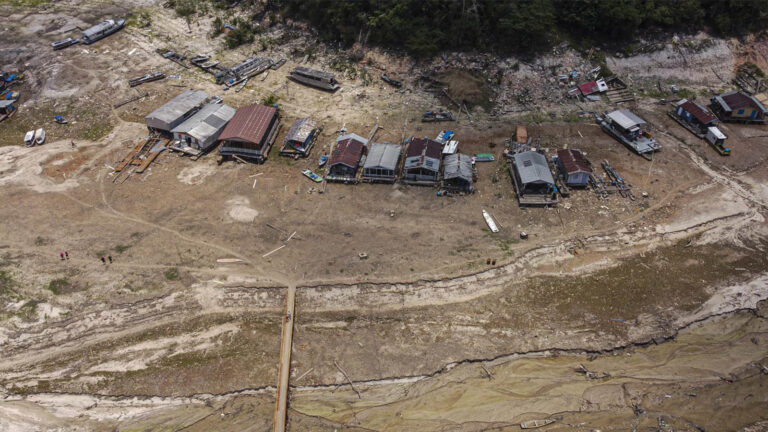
1,1,768,431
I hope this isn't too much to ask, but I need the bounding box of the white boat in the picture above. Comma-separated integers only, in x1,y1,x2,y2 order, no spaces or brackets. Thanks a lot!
34,128,45,145
24,130,35,147
482,209,499,233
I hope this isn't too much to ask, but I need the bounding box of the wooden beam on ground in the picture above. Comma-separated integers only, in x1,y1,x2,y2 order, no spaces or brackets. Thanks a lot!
273,285,296,432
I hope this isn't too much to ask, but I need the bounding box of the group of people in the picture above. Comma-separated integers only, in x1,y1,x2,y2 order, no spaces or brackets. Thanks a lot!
59,251,113,264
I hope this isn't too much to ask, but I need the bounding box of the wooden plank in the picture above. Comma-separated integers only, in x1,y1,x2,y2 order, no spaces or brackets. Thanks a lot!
114,139,147,172
273,285,296,432
136,139,168,174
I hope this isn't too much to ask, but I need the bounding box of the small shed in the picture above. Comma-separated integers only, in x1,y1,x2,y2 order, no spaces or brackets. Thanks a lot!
555,149,592,187
578,79,608,96
281,118,318,157
328,133,367,179
171,102,235,152
363,142,401,183
675,99,717,129
218,104,280,163
442,153,474,193
403,137,442,185
146,90,209,136
510,151,557,205
711,91,768,123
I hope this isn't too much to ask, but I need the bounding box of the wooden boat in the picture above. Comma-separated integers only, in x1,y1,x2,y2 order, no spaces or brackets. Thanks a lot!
54,115,67,124
302,169,323,183
51,37,79,51
129,72,166,87
318,155,328,167
482,209,499,233
520,418,556,429
473,153,495,162
290,67,340,91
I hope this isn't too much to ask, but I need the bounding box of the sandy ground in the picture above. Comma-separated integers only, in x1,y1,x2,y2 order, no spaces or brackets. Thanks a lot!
0,2,768,431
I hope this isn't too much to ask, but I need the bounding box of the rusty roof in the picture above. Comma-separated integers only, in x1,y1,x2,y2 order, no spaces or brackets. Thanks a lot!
678,99,716,125
557,149,592,174
407,137,442,159
719,91,767,112
218,104,277,144
330,136,365,168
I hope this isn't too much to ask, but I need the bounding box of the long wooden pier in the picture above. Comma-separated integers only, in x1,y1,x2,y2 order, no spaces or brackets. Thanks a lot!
273,284,296,432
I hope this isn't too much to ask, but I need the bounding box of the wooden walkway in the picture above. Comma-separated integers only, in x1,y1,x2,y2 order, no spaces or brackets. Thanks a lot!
273,285,296,432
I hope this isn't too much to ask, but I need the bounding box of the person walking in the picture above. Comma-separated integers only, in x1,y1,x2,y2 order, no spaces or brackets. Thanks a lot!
100,256,106,264
60,252,65,260
108,255,113,264
65,251,69,260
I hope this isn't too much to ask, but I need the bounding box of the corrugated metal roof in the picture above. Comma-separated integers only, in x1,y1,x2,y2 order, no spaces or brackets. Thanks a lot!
146,90,209,128
606,109,646,130
285,118,316,144
677,99,717,124
171,103,235,141
443,153,473,181
719,91,768,113
218,104,278,144
330,136,365,168
513,151,554,185
407,138,442,159
557,149,592,174
364,143,400,170
0,100,14,108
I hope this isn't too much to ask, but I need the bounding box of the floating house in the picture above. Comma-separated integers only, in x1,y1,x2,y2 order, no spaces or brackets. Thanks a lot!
81,19,125,45
290,67,340,91
281,118,319,157
145,90,210,136
218,104,280,163
577,79,608,96
675,99,717,132
555,149,592,187
600,109,661,157
362,142,401,183
170,102,235,155
327,133,367,181
442,153,474,193
510,151,558,206
403,137,442,186
710,90,767,124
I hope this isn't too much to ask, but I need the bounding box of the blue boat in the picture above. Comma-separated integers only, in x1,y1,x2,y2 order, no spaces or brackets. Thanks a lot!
318,154,329,167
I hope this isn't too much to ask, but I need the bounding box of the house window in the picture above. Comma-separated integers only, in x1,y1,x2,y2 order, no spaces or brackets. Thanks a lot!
738,109,744,115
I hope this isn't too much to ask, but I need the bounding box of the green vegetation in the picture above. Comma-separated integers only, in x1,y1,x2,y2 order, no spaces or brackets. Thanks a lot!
127,9,153,28
114,244,131,254
46,278,70,295
281,0,768,58
738,62,765,78
34,236,47,246
0,0,49,7
261,93,279,106
164,268,180,281
225,17,257,49
0,270,16,297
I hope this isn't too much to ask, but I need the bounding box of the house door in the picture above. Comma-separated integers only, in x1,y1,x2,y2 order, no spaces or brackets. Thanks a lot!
751,110,757,119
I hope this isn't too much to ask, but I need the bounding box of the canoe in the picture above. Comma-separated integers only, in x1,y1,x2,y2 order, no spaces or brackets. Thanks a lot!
520,419,556,429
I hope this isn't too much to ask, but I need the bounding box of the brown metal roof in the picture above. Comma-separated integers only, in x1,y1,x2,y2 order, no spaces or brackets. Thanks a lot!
218,104,277,144
721,91,763,110
679,100,716,125
557,149,592,174
407,138,442,159
330,137,365,168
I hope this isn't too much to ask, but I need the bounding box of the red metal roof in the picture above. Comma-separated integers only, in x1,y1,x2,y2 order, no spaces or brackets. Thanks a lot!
557,149,592,174
407,138,442,159
218,104,277,144
679,100,716,125
578,81,599,96
330,137,365,168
